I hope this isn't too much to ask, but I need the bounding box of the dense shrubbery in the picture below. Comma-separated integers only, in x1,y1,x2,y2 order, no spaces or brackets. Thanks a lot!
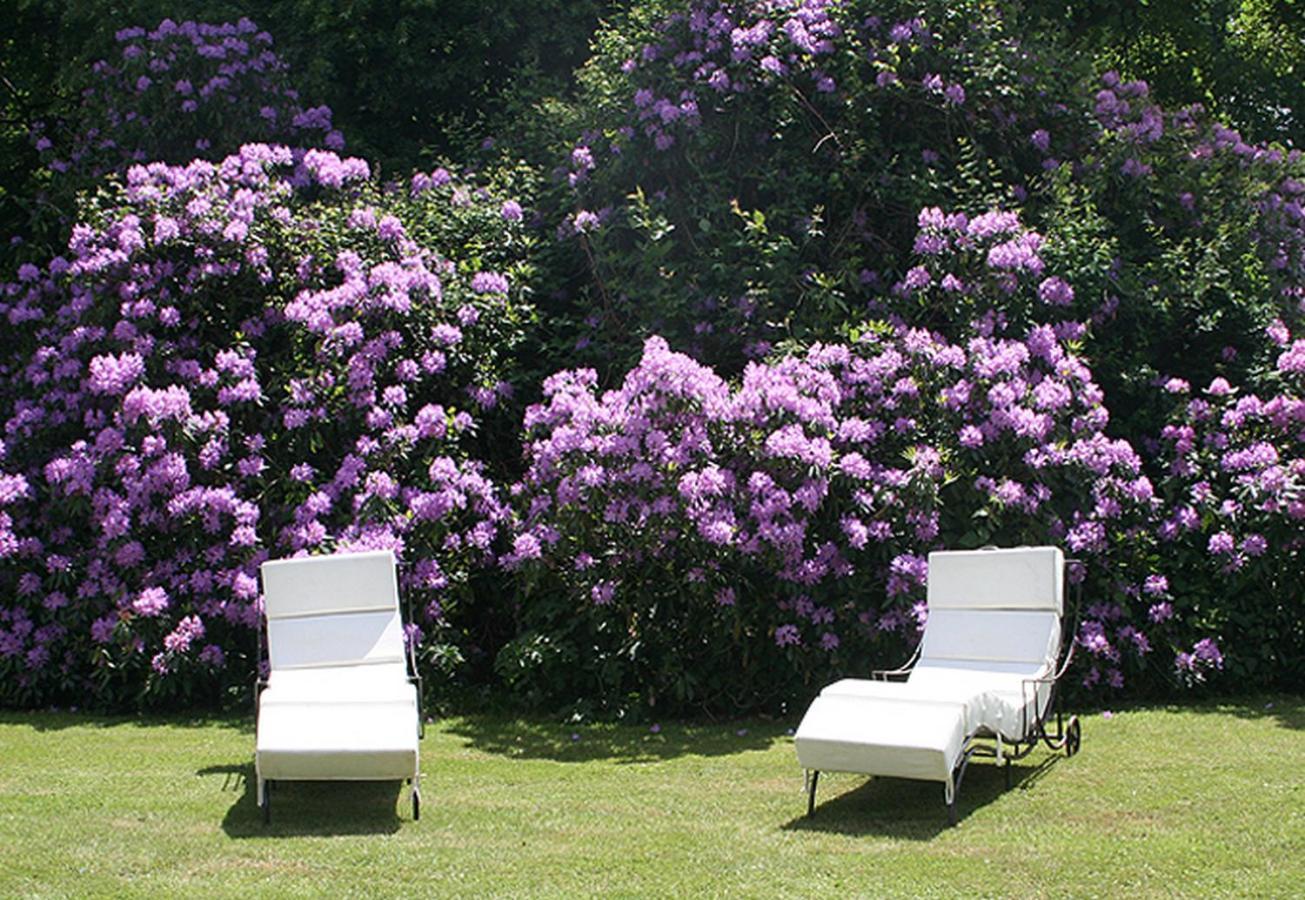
1151,335,1305,682
0,140,536,708
542,0,1081,375
491,0,1304,708
1,5,1302,715
503,207,1226,714
15,16,340,262
0,1,612,258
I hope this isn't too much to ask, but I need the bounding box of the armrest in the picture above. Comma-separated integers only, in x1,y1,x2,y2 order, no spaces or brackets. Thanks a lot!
872,641,921,681
409,673,425,739
253,677,269,722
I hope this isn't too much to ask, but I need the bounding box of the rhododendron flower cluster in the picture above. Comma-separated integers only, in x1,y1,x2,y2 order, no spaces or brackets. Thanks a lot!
0,142,533,707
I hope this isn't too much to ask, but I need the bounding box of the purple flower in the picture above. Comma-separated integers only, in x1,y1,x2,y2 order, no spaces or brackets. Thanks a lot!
472,271,510,295
133,586,170,617
1207,532,1235,555
88,353,146,395
774,624,801,647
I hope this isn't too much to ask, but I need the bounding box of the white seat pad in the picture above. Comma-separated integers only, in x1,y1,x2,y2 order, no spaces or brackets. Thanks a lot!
256,699,419,780
819,664,1052,743
794,693,966,783
907,665,1050,741
259,662,416,706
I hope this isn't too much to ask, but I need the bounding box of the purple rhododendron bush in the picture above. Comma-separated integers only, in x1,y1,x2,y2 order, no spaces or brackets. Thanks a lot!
20,18,343,262
0,141,535,708
2,7,1303,716
492,0,1304,712
503,207,1249,713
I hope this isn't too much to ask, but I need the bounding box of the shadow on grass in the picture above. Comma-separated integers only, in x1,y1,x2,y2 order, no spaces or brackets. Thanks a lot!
198,763,405,837
442,714,785,764
782,755,1062,839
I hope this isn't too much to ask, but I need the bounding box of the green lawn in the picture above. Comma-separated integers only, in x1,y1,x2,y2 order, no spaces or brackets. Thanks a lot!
0,697,1301,898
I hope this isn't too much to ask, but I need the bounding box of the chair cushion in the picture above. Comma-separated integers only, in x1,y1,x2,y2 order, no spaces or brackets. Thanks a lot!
928,546,1063,612
256,698,419,780
266,609,406,670
918,608,1061,669
907,665,1052,741
794,693,966,783
261,549,399,619
259,662,416,706
820,665,1053,743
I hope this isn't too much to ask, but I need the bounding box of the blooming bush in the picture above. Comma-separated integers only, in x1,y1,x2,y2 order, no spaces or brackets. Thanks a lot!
0,143,535,708
2,5,1302,716
494,0,1305,711
506,320,1177,714
22,17,340,256
503,206,1200,714
1150,326,1305,687
540,2,1304,418
544,0,1081,373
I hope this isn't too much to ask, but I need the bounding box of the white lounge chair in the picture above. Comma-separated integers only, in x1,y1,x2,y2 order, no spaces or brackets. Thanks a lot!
794,546,1081,825
254,550,423,823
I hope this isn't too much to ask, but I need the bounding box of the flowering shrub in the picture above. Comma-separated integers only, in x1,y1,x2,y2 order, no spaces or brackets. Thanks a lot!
2,5,1301,716
1150,327,1305,687
22,17,340,254
543,2,1304,409
506,320,1178,713
0,144,535,708
504,206,1200,714
538,0,1088,372
1041,72,1305,439
495,0,1305,710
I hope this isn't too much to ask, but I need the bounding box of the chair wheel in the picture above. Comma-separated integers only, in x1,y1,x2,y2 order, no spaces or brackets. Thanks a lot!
1065,716,1082,757
412,789,420,821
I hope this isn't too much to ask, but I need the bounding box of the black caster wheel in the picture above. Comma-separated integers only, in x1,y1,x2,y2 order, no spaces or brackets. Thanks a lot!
1065,716,1082,757
412,790,421,821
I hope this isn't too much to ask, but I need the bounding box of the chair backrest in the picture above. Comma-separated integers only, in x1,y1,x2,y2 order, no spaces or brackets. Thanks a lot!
917,546,1064,671
260,550,405,671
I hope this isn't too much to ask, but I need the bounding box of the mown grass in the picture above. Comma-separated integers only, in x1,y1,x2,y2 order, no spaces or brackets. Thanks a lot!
0,696,1301,898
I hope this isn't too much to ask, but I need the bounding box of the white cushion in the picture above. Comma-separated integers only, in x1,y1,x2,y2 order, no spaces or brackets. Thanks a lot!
918,608,1061,669
260,662,416,706
928,546,1063,612
261,549,399,619
256,699,419,780
907,665,1052,741
266,608,405,670
794,694,966,782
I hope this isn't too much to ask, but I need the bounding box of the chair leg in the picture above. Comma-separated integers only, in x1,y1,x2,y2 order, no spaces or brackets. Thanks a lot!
261,779,271,825
806,771,819,818
412,772,421,821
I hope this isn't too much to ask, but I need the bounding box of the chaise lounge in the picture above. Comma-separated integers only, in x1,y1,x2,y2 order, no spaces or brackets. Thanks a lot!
794,546,1082,825
254,550,424,823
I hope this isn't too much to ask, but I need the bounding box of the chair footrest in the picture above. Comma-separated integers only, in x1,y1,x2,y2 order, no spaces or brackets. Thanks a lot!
257,700,418,780
794,693,967,783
